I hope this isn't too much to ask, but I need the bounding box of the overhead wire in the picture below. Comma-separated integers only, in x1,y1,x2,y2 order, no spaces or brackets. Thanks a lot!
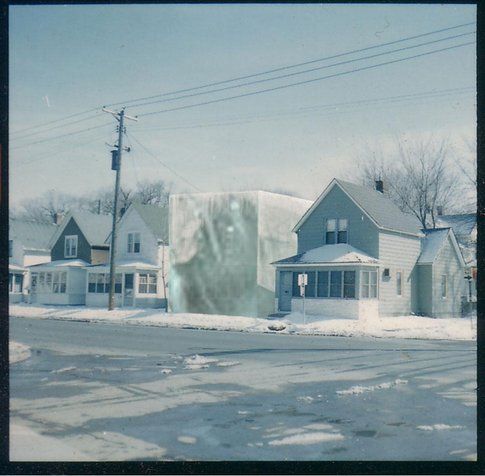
128,31,475,110
105,21,474,108
138,41,475,118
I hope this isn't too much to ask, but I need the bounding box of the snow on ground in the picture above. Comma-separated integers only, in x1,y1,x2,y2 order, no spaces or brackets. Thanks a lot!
417,424,464,431
337,379,408,396
9,341,31,364
9,304,476,341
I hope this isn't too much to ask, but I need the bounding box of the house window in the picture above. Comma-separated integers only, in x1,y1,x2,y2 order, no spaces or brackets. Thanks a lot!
343,271,356,298
330,271,342,297
9,273,23,293
441,275,447,298
64,235,78,258
9,240,12,258
138,273,157,294
325,219,348,244
325,219,336,244
52,272,67,294
361,270,378,298
317,271,329,297
337,219,348,244
396,271,402,296
88,273,122,294
127,232,141,253
306,271,316,297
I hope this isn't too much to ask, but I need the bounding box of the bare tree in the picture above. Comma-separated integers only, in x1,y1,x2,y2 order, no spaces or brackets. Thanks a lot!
353,137,460,229
15,190,80,223
134,179,171,208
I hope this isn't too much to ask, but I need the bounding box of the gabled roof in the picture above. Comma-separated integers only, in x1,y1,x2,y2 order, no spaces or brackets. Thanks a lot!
273,243,379,266
132,202,169,243
417,227,466,267
49,211,112,248
435,213,476,238
293,178,423,237
9,218,58,251
28,258,90,268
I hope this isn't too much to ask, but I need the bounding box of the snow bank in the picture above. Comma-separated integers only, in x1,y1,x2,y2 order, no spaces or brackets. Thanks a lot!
337,379,408,396
9,304,476,341
9,342,31,364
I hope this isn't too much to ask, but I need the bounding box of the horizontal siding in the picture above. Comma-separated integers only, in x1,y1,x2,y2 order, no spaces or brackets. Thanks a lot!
432,236,463,318
378,231,421,316
297,185,379,257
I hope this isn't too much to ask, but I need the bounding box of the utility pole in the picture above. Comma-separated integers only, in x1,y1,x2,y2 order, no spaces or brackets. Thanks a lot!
102,106,138,310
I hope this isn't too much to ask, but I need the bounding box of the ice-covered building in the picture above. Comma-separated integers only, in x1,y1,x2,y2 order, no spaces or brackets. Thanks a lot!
169,191,312,317
273,178,466,319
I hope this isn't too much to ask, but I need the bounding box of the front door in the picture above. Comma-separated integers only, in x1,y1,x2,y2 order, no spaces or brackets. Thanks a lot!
279,271,293,312
30,273,38,303
123,274,134,307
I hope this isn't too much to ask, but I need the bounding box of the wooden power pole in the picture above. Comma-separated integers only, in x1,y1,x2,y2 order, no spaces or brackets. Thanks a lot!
102,107,138,310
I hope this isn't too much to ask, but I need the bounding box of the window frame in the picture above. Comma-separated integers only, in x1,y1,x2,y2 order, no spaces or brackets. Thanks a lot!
337,218,348,244
127,232,141,254
396,270,402,296
361,270,378,299
64,235,78,258
138,272,157,294
325,218,348,244
441,274,447,299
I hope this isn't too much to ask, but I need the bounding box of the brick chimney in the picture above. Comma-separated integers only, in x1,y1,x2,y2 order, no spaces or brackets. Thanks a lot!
375,179,385,194
53,212,64,225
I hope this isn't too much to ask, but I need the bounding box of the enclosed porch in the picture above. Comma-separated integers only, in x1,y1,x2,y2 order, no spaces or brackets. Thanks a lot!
84,261,167,309
9,264,26,303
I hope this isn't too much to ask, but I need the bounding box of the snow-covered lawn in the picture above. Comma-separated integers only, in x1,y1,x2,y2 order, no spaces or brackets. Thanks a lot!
9,341,31,364
9,304,476,341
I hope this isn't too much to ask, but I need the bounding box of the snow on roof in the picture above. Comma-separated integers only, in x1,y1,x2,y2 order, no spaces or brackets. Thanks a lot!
9,264,26,272
71,211,112,247
418,228,451,264
294,179,423,236
85,260,159,270
273,244,379,265
28,259,90,268
436,213,476,238
9,218,58,251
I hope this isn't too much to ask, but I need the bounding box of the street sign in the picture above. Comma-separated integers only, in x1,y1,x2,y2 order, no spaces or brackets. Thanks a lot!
298,273,308,286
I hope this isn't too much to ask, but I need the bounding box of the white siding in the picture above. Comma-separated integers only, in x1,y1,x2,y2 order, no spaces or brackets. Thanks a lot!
378,231,421,317
431,236,463,318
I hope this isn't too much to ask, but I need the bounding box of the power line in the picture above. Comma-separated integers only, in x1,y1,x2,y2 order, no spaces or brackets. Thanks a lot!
139,41,474,118
128,31,474,110
127,132,202,192
105,21,474,109
131,86,475,132
11,122,113,150
10,107,100,136
11,112,104,142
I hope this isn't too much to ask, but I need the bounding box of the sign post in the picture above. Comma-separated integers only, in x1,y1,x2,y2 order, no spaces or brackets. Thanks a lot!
298,273,308,325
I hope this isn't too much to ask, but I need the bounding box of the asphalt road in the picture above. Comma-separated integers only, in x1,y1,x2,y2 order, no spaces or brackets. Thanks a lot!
10,316,476,461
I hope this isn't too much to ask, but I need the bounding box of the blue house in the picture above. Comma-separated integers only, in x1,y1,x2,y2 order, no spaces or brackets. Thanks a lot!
273,178,465,319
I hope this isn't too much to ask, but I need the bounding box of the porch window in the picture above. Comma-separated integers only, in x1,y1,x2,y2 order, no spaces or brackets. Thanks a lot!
127,232,141,253
325,219,336,244
9,273,23,293
88,273,96,293
39,272,45,292
139,273,157,294
361,270,378,298
45,273,52,291
343,271,356,298
65,235,78,258
396,271,402,296
330,271,342,297
52,272,66,294
96,273,106,293
337,219,348,244
441,275,447,298
317,271,329,297
115,274,122,293
306,271,316,297
292,272,299,297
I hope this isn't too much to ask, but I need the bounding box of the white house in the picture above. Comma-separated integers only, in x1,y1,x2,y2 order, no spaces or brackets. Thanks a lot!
28,211,111,305
9,218,58,303
85,202,169,309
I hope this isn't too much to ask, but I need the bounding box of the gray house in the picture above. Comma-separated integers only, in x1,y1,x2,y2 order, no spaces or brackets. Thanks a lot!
28,211,111,305
273,178,465,319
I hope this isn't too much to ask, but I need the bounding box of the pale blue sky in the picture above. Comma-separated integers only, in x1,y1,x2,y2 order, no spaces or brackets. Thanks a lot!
10,4,476,204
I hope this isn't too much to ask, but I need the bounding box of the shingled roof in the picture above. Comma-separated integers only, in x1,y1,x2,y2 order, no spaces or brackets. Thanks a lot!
9,218,58,251
293,178,423,236
132,202,169,243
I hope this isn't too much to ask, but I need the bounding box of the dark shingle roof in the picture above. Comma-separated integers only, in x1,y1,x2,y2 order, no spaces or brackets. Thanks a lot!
9,218,58,251
71,211,112,247
132,202,169,243
335,179,423,236
436,213,476,238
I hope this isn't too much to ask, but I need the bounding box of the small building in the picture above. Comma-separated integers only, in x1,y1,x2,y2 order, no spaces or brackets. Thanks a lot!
85,202,169,308
273,178,465,319
28,211,111,305
9,218,58,303
436,212,477,303
169,191,312,317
